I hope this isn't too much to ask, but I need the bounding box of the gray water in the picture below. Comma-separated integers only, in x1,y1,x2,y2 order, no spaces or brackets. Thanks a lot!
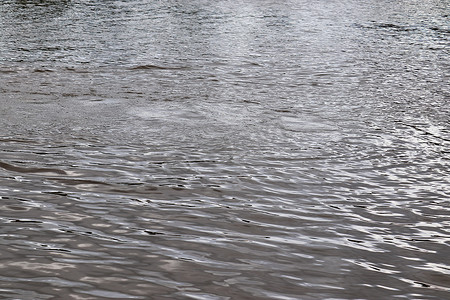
0,0,449,299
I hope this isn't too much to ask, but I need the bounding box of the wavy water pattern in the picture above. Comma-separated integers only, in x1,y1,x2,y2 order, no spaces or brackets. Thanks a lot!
0,0,449,299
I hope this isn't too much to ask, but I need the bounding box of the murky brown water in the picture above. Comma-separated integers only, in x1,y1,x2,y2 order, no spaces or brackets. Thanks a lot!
0,0,449,299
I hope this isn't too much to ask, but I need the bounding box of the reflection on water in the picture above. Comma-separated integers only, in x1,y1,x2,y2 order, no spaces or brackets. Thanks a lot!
0,0,449,299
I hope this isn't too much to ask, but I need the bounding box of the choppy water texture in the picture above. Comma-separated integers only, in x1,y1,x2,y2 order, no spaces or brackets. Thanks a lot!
0,0,449,299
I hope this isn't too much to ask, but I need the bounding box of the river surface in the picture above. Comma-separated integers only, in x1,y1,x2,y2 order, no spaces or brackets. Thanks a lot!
0,0,449,299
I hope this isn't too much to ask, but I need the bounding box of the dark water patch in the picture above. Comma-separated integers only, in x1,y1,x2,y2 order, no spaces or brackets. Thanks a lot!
42,248,71,253
10,219,42,224
0,161,67,175
144,231,165,236
2,205,30,211
43,191,69,196
47,178,110,187
0,138,39,144
429,26,450,34
375,23,416,31
33,68,54,73
64,67,92,73
130,64,190,71
0,68,18,74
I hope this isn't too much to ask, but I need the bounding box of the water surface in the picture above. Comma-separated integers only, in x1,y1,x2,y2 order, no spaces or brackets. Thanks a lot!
0,0,449,299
